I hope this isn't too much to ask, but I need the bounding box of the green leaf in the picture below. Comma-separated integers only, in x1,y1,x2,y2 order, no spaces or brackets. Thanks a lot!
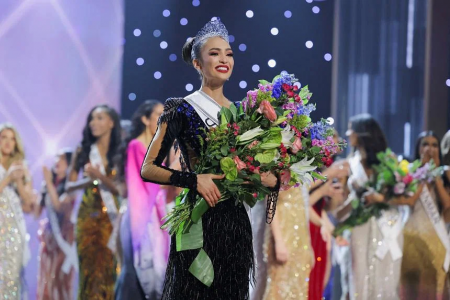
255,149,278,163
220,107,232,125
311,172,326,181
220,145,228,156
310,146,321,154
176,219,203,251
189,249,214,287
259,80,270,85
229,104,237,122
259,142,281,150
191,198,209,223
272,75,281,83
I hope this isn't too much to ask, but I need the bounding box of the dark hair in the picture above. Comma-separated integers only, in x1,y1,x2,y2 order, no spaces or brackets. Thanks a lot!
119,100,162,177
75,105,121,172
414,131,442,163
182,37,196,66
349,113,387,166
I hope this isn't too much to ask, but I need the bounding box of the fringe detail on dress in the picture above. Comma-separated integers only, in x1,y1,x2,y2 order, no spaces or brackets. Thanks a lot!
162,200,254,300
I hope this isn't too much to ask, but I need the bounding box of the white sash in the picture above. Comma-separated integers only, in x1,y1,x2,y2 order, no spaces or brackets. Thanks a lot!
0,165,30,267
420,185,450,271
349,153,403,260
89,144,119,252
184,91,252,221
44,192,78,273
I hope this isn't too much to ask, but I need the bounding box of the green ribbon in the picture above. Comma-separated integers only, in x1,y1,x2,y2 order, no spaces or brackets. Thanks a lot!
188,248,214,287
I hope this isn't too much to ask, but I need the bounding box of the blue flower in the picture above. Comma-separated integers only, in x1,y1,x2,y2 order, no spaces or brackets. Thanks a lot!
297,104,316,117
309,120,330,140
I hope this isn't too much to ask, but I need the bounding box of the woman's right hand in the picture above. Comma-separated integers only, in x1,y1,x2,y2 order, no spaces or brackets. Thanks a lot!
275,239,289,264
197,174,225,207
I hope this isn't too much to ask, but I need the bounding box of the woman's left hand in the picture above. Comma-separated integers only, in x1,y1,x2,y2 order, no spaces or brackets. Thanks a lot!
261,172,278,188
363,190,385,205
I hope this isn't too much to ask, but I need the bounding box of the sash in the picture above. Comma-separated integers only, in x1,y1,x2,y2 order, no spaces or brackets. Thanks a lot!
44,192,78,273
0,165,30,267
89,144,119,252
184,91,253,221
349,152,403,260
420,185,450,271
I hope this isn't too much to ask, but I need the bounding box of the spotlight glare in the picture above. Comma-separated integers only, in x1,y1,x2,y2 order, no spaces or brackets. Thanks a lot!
246,10,254,18
271,28,279,36
136,58,144,66
180,18,188,26
160,41,168,49
305,41,313,48
268,59,276,68
252,64,260,72
128,93,136,101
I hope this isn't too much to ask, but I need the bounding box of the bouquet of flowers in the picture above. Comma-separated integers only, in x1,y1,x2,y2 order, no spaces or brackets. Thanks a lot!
163,72,345,286
333,149,443,236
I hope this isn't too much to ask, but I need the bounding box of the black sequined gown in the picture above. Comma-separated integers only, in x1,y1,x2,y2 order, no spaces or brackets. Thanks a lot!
141,98,254,299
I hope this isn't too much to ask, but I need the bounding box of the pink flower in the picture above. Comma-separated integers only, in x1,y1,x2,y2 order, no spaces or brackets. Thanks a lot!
256,100,277,122
291,137,303,154
233,156,246,171
248,140,259,150
394,182,406,195
280,170,291,191
402,174,413,185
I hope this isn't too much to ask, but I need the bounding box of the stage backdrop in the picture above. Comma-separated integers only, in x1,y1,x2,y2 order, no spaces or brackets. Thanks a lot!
0,0,124,297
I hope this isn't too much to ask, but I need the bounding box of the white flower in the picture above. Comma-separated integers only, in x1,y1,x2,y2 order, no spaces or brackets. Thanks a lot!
281,124,295,148
237,126,265,143
290,157,317,186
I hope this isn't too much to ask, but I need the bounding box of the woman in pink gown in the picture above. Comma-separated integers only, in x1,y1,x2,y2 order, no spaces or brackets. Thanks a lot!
115,100,169,300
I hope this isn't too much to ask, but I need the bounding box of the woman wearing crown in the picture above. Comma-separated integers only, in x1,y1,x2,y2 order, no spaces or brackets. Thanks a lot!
140,19,279,299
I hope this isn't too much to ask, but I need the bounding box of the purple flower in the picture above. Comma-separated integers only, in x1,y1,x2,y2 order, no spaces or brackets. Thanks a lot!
297,104,316,117
310,121,328,140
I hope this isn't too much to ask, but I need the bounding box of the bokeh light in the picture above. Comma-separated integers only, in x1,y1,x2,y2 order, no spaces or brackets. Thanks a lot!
268,59,276,68
133,29,141,37
154,71,162,79
136,58,144,66
271,28,279,36
160,41,168,49
163,10,170,17
128,93,136,101
239,81,247,89
324,53,332,61
306,41,313,48
252,64,260,72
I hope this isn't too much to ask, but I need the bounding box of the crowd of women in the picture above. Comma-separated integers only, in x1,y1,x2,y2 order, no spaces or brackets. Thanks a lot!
1,18,450,300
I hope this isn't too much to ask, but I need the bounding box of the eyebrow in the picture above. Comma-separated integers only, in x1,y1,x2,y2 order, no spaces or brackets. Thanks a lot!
208,48,233,51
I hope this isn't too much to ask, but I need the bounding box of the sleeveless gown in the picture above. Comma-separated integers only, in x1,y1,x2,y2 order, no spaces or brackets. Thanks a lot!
141,98,268,299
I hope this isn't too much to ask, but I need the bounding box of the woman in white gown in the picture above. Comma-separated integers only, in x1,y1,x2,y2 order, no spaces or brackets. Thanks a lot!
0,123,33,299
337,114,408,300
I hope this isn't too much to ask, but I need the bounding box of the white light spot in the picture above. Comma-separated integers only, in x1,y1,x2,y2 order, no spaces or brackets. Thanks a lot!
246,10,254,18
271,28,279,35
284,10,292,18
180,18,188,26
160,41,168,49
324,53,332,61
163,10,170,17
305,41,313,48
136,58,144,66
294,82,301,89
239,81,247,89
133,29,141,37
268,59,276,68
312,6,320,14
192,0,200,7
186,83,194,91
252,64,260,72
128,93,136,101
306,0,313,3
239,44,247,51
154,72,162,79
446,79,450,87
153,30,161,38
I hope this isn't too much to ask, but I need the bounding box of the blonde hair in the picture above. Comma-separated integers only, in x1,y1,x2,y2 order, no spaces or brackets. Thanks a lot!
0,123,25,169
442,130,450,166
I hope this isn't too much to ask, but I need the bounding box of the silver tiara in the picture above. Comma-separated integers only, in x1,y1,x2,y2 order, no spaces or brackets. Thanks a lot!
191,18,229,60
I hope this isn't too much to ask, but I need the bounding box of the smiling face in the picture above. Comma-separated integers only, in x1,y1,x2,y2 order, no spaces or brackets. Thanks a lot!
0,128,16,157
89,107,114,138
419,135,440,163
193,36,234,84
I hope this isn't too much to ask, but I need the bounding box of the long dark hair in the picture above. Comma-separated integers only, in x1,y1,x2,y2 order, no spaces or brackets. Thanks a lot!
414,131,443,163
119,100,161,177
75,105,121,172
349,113,388,166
